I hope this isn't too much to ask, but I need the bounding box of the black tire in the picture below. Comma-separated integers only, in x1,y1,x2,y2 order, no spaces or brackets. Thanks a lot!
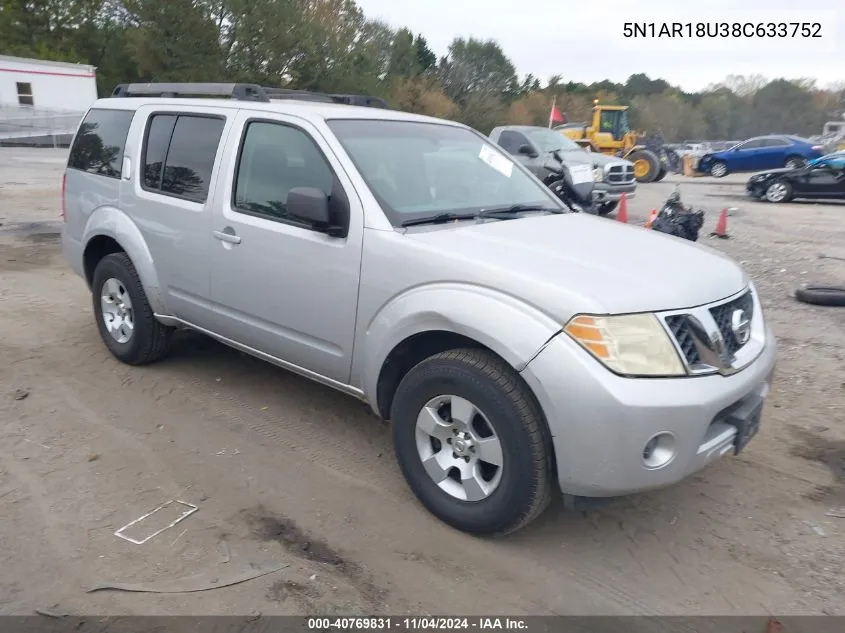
91,252,173,365
795,286,845,307
629,149,661,183
710,161,729,178
597,200,618,216
654,165,668,181
785,156,806,170
391,349,552,536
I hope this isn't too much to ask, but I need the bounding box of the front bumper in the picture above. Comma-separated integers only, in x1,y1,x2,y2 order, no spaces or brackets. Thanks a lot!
519,325,777,497
593,182,636,203
746,180,768,198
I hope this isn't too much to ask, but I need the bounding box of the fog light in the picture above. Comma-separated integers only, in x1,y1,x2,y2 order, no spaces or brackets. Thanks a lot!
642,432,676,469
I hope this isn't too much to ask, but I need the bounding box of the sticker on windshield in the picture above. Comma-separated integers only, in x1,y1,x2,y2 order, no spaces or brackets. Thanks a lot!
479,145,513,178
568,164,593,185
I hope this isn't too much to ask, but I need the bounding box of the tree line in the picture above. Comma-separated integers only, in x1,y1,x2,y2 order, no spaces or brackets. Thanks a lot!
3,0,844,141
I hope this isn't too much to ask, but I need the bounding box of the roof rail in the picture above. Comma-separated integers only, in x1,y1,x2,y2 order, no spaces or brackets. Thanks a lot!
110,82,390,109
260,87,388,109
111,83,270,102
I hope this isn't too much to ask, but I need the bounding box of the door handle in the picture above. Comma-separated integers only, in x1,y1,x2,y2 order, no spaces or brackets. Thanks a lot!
213,229,242,245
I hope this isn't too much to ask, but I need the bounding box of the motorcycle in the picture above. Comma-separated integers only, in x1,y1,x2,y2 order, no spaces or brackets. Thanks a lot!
651,186,705,241
541,151,598,214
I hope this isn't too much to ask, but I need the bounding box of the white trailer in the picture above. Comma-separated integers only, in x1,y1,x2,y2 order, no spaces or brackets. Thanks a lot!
0,54,98,111
0,55,98,146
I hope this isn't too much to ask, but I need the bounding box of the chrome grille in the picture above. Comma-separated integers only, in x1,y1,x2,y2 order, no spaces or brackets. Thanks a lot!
665,315,702,365
710,291,754,355
605,163,635,184
661,288,761,376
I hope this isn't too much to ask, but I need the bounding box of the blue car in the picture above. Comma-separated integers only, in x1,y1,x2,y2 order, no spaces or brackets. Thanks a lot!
697,135,825,178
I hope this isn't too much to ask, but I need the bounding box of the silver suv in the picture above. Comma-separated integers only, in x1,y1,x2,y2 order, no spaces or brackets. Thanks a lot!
61,83,777,535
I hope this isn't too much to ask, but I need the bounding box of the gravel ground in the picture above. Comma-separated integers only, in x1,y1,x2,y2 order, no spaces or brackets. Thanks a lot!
0,148,843,617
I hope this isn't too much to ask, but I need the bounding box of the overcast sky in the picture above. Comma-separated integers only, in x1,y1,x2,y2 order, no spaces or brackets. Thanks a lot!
355,0,844,91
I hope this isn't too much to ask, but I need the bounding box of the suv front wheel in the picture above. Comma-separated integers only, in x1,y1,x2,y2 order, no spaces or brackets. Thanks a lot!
92,253,172,365
391,348,552,535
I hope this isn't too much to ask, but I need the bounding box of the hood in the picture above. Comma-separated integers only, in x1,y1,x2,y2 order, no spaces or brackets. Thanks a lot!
406,214,747,319
749,167,799,178
585,152,632,168
557,149,630,168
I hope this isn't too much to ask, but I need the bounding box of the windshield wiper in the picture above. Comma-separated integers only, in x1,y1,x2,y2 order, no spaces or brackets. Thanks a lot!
476,204,565,219
400,213,475,227
401,205,564,228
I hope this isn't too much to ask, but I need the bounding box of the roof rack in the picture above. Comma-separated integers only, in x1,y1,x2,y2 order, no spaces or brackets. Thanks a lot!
110,83,390,109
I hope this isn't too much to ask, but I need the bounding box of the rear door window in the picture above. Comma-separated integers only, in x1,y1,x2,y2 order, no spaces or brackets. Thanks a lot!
140,114,225,203
68,108,135,179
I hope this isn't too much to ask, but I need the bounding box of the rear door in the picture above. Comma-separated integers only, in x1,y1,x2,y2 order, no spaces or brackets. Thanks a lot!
759,137,792,169
121,104,235,326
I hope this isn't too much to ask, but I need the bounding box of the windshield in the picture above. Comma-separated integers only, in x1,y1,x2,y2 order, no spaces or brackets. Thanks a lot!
327,119,562,226
810,152,845,167
524,128,583,153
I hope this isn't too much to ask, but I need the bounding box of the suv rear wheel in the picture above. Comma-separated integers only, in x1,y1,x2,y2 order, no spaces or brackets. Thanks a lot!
391,348,552,535
92,253,172,365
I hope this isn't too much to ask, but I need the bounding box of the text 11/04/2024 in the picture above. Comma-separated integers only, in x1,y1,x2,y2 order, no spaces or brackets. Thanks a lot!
623,22,822,39
307,617,529,631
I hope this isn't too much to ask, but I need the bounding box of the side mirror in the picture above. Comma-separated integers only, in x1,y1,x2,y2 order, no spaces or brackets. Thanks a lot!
518,144,539,158
543,161,563,174
287,187,332,229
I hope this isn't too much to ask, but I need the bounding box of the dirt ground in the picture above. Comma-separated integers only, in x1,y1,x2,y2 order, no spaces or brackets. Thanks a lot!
1,148,844,617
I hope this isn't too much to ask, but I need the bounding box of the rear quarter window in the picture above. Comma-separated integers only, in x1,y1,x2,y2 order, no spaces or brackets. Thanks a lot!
67,108,135,179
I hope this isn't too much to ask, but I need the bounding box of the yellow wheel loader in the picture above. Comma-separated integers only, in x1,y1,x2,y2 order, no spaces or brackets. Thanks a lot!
555,101,669,183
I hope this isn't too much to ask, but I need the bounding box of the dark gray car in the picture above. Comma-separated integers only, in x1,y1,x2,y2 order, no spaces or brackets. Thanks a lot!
490,125,636,215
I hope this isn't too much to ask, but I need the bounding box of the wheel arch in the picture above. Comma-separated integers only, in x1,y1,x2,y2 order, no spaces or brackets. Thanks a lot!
81,207,167,314
376,330,560,483
358,284,563,419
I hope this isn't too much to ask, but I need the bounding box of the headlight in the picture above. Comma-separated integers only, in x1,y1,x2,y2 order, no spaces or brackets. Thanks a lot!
593,166,604,182
564,313,686,377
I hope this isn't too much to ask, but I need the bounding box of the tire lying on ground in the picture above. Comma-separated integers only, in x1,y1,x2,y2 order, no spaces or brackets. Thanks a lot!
794,286,845,307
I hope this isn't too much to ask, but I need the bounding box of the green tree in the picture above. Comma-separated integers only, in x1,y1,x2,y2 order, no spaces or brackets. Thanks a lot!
123,0,223,82
388,27,419,77
437,37,518,104
413,34,436,74
751,79,823,136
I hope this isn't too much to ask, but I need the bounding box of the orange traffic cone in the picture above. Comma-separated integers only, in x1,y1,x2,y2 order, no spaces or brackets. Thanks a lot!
645,208,657,228
710,208,730,239
616,193,628,223
765,617,783,633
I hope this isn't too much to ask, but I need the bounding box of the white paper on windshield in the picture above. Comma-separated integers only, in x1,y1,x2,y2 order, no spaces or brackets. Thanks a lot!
568,164,593,185
479,145,513,178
